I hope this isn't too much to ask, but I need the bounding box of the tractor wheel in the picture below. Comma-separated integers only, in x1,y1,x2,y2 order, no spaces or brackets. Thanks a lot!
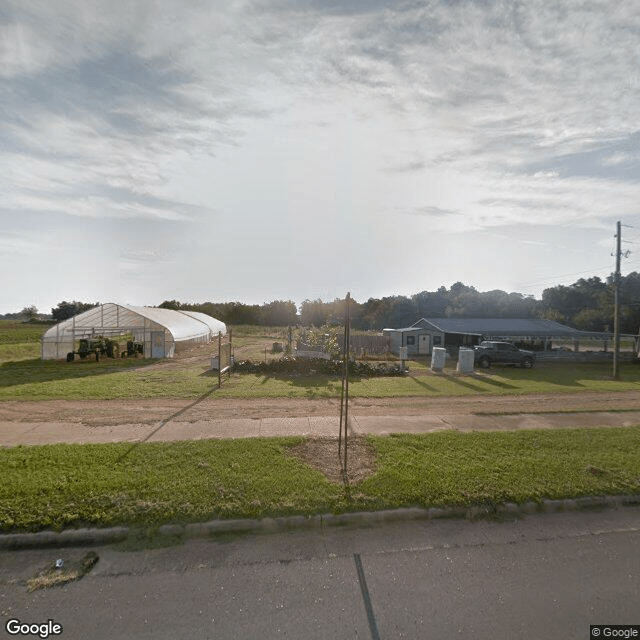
66,352,75,362
478,356,491,369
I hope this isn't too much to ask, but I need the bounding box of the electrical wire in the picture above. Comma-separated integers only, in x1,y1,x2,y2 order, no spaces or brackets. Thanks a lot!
515,265,614,291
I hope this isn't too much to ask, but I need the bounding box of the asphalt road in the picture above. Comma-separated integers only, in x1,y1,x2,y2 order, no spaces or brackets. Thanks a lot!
1,507,639,640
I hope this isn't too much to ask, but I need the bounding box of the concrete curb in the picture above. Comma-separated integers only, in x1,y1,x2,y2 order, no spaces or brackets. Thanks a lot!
2,494,639,551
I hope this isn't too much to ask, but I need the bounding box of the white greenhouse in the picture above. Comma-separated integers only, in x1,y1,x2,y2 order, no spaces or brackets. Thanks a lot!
41,303,227,360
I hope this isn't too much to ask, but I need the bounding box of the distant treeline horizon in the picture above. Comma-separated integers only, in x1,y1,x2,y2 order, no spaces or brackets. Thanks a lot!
10,274,640,335
161,274,640,334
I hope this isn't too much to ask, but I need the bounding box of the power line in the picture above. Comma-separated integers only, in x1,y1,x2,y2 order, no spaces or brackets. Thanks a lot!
516,266,614,290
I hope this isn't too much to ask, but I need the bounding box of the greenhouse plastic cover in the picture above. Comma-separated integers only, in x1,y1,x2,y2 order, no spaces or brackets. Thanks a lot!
124,306,227,341
42,303,226,343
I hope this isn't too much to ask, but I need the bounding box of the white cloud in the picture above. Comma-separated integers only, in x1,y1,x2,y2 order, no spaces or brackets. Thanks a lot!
0,22,54,77
0,232,40,255
601,152,636,167
2,0,640,310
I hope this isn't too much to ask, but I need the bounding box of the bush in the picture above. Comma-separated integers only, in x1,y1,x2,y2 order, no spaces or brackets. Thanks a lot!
233,357,406,377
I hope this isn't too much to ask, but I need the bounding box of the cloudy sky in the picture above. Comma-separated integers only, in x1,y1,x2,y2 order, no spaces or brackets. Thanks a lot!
2,0,640,314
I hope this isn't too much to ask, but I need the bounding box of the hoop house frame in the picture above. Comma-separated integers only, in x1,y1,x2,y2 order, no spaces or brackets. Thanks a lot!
41,303,226,360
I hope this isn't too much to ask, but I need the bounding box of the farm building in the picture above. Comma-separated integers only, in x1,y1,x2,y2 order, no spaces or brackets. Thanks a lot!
41,303,226,360
383,318,635,357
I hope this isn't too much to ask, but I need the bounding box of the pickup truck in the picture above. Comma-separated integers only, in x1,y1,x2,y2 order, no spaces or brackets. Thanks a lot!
473,341,535,369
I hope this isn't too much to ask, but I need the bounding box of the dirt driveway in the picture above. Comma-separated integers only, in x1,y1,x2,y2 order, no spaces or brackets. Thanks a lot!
1,390,640,427
2,339,640,443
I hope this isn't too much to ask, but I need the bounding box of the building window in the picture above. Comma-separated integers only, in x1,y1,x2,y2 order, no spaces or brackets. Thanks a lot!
406,336,415,345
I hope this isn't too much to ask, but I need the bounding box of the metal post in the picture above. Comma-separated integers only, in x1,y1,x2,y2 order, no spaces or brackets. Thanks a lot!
343,293,351,475
218,331,222,389
614,221,621,380
339,293,351,463
338,349,345,458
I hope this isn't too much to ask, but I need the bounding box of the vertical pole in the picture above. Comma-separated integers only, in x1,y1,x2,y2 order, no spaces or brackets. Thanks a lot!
338,352,345,458
343,292,351,475
614,220,621,380
339,293,350,460
229,328,233,379
218,331,222,389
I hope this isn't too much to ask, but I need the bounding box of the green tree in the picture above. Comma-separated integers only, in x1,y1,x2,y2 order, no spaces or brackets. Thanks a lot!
51,301,99,322
20,305,38,321
159,300,182,310
300,299,331,326
260,300,298,326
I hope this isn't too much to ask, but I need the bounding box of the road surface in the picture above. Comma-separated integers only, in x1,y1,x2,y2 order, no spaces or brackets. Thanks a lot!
1,507,638,639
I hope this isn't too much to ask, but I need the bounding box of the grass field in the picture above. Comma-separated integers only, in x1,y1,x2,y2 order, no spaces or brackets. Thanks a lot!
1,427,639,533
2,320,640,536
3,320,640,401
2,357,640,400
0,320,49,363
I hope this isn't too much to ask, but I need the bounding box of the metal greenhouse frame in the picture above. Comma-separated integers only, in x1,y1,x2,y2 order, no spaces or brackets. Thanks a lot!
41,303,226,360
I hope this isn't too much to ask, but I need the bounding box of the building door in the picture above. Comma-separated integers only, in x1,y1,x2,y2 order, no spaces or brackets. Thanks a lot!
151,331,165,358
418,334,430,354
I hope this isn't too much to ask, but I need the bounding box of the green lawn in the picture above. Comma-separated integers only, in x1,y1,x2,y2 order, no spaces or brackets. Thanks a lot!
2,357,640,400
361,428,640,507
2,427,639,533
2,320,639,401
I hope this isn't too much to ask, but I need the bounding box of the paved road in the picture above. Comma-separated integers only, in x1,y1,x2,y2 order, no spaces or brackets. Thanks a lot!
1,507,638,639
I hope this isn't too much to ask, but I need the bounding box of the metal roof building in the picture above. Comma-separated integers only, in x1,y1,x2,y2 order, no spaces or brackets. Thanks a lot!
41,303,226,360
383,317,632,356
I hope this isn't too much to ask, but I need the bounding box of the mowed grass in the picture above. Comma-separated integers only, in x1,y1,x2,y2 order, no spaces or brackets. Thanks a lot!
2,359,640,400
362,428,640,507
1,427,639,533
0,438,345,532
0,359,208,400
1,321,640,400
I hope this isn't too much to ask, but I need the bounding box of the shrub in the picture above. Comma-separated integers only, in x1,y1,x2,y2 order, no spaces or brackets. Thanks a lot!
233,357,405,377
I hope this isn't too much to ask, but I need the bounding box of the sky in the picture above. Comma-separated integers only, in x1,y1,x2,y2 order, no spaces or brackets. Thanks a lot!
2,0,640,315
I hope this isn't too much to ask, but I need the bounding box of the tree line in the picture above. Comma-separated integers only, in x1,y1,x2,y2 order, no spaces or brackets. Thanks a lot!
39,273,640,334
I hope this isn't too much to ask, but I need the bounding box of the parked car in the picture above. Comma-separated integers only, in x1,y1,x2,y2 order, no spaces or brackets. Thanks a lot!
473,341,535,369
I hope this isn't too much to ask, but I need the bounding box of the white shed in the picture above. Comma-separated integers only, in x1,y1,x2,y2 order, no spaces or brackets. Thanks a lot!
41,303,226,360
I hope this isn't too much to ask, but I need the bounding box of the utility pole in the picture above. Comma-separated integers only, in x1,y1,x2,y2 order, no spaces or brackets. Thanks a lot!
613,221,621,380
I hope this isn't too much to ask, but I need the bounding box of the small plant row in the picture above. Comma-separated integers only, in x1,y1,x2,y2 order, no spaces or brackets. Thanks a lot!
233,356,406,377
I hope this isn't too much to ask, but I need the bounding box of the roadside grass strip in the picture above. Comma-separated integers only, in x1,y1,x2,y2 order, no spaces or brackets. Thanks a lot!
1,427,639,534
360,428,640,507
0,438,345,532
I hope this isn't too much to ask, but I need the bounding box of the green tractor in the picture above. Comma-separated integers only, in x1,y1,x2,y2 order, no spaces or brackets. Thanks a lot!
126,340,144,357
66,337,120,362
